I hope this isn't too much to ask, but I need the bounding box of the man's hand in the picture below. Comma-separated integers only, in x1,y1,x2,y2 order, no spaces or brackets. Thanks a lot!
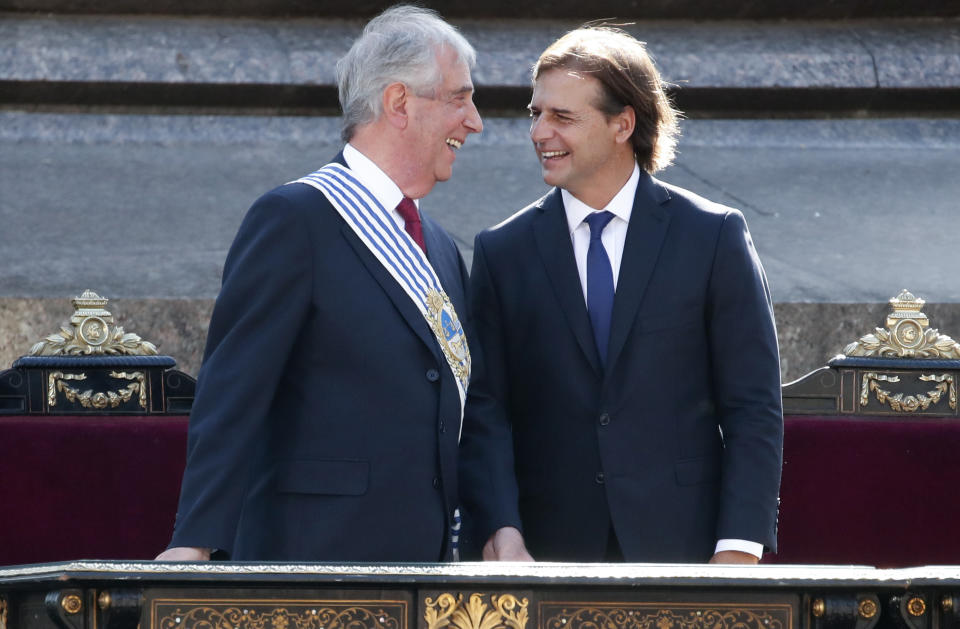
155,547,211,561
709,550,759,564
483,527,534,561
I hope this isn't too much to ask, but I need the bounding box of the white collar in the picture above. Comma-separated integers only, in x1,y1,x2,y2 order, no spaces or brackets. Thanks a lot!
562,163,639,235
343,143,416,212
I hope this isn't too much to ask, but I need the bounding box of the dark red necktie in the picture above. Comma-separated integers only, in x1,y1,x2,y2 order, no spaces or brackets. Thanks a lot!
396,197,426,254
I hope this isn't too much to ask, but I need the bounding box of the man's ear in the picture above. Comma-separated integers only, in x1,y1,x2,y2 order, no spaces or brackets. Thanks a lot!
383,82,409,129
614,105,636,144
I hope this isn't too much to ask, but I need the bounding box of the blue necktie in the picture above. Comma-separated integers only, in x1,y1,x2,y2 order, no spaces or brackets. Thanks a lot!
584,211,616,366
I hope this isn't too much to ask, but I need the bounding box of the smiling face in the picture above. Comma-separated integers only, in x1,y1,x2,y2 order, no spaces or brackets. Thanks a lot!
529,68,635,208
404,46,483,196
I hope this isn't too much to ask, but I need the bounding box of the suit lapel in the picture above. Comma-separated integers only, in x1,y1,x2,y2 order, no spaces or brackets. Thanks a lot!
421,215,457,297
605,173,672,374
327,148,443,358
339,224,440,355
533,188,602,376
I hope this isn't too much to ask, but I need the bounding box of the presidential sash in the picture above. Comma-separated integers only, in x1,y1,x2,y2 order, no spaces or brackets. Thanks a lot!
290,163,471,420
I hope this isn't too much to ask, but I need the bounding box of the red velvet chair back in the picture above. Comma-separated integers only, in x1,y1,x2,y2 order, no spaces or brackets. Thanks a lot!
0,415,187,565
768,414,960,567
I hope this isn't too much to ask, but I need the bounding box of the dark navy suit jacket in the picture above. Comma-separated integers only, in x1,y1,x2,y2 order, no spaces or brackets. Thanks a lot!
460,173,783,562
170,154,468,561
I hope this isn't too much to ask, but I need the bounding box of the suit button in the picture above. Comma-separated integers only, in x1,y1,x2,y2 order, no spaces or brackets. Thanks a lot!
433,477,440,489
595,472,605,484
426,369,440,382
599,412,610,426
439,420,446,433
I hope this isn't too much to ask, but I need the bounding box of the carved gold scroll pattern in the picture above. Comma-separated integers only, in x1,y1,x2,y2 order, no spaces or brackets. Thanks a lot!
861,372,957,413
425,593,529,629
156,602,404,629
48,371,147,410
0,597,7,629
541,605,788,629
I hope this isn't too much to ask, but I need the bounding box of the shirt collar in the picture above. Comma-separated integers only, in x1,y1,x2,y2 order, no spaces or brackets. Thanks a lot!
343,143,415,212
562,163,640,235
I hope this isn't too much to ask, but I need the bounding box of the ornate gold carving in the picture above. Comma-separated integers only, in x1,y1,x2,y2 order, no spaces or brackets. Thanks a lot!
156,602,403,629
30,290,158,356
861,372,957,412
424,593,528,629
98,592,112,610
48,371,147,410
812,599,825,618
425,593,459,629
844,290,960,359
942,596,954,612
858,599,878,619
61,594,83,615
542,605,788,629
0,597,7,629
908,597,926,617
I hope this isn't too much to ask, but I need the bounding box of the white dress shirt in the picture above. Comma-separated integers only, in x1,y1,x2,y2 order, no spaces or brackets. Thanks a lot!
343,143,416,230
561,163,763,561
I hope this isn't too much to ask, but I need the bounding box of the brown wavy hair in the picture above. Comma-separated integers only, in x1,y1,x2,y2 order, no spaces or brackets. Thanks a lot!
533,27,681,173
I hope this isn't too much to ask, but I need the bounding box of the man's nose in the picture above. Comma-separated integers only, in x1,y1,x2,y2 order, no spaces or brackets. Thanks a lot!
464,99,483,134
529,116,550,142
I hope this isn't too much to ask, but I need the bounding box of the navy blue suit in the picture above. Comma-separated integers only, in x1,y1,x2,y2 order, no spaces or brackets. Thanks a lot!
170,155,468,561
460,173,783,562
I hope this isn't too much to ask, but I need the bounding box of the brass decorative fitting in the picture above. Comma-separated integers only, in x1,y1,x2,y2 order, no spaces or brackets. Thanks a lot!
30,290,158,357
61,594,83,615
844,289,960,359
98,592,111,610
858,599,878,619
907,597,926,617
812,599,825,618
942,596,954,612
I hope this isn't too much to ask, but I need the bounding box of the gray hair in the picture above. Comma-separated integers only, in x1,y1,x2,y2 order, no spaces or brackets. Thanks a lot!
336,5,477,142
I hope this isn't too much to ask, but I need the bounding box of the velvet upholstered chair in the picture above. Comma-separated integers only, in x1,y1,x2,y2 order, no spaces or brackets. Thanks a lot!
0,291,194,566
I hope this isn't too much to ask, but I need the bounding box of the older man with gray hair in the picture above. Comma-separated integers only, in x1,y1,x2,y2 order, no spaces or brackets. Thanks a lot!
157,4,482,562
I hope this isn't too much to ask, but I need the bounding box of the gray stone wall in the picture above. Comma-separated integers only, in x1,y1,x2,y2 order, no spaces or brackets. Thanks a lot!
4,298,958,385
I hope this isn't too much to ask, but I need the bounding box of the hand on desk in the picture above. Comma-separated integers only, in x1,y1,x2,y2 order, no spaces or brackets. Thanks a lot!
155,546,211,561
483,526,534,561
709,550,759,564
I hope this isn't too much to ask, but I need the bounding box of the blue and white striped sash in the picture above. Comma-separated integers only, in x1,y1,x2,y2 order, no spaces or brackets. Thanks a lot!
290,163,470,419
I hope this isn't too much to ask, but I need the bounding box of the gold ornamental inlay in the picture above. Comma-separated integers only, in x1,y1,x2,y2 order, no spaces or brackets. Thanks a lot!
48,371,147,410
844,290,960,359
541,604,790,629
858,599,877,619
1,597,7,629
861,372,956,413
942,596,954,612
156,600,405,629
61,594,83,615
30,290,158,356
425,593,528,629
907,597,926,617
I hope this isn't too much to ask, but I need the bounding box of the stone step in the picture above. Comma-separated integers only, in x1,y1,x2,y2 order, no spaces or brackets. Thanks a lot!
3,112,958,302
3,0,959,19
3,16,959,115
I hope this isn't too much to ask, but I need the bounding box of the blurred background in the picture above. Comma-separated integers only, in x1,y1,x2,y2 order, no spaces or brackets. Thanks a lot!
1,0,958,381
